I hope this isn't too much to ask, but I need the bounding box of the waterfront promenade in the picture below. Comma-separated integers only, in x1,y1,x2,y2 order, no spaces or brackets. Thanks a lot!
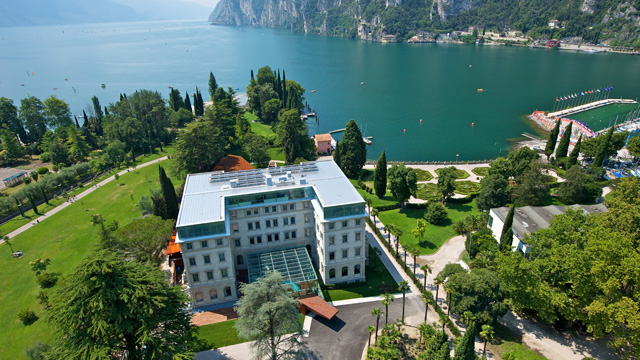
549,98,637,118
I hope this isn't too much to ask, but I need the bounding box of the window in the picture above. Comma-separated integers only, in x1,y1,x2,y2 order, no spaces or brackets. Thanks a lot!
488,216,494,227
355,247,361,257
342,249,348,258
273,219,278,227
246,210,252,216
253,208,259,215
291,231,297,239
329,236,335,245
203,255,211,264
250,237,255,245
255,222,261,230
272,206,277,212
217,239,223,246
290,204,295,210
189,258,196,266
206,271,214,280
232,224,239,233
210,288,218,299
356,219,361,226
342,221,348,228
329,269,335,279
264,206,270,213
224,286,232,297
304,214,310,223
201,240,208,248
192,273,200,282
218,253,226,262
282,205,288,211
304,201,309,209
186,243,193,250
356,232,361,241
266,220,271,228
234,239,241,247
290,217,296,225
230,210,237,218
342,266,348,277
248,222,253,230
237,255,244,265
354,264,361,274
284,218,289,226
329,223,335,230
285,232,290,240
257,235,262,243
274,233,280,241
305,228,311,237
342,234,348,243
221,269,228,278
267,234,273,242
195,291,203,302
329,252,335,260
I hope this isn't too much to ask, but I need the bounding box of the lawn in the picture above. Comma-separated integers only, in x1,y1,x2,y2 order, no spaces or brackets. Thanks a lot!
453,181,481,194
322,246,397,302
196,320,243,350
377,200,482,255
349,180,400,208
249,119,275,138
416,183,440,201
0,160,170,359
435,168,470,179
267,147,286,162
413,168,434,182
471,167,489,177
492,323,547,360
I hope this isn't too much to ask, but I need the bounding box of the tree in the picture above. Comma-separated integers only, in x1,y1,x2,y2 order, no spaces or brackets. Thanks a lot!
184,92,192,113
91,96,104,121
20,96,47,143
108,216,175,265
408,244,422,281
434,276,443,306
448,268,508,325
43,96,73,128
208,72,218,100
27,193,39,215
420,292,431,324
627,135,640,158
262,99,282,125
25,342,52,360
333,140,341,168
66,127,91,162
374,150,387,198
420,264,432,290
367,325,375,348
557,166,602,204
173,121,226,175
0,125,22,163
424,201,448,225
387,163,417,207
593,126,615,168
436,166,456,202
556,122,573,159
569,134,583,166
4,236,13,253
393,227,403,259
370,208,379,225
371,307,383,342
276,109,314,164
243,133,271,168
339,120,367,177
47,250,196,359
476,174,510,210
512,162,550,206
507,147,540,178
0,97,28,142
169,88,185,112
235,271,308,360
381,293,394,324
499,205,515,252
30,258,51,276
454,322,476,360
545,119,561,160
480,324,495,358
488,157,511,179
159,166,179,219
235,113,251,140
398,280,410,322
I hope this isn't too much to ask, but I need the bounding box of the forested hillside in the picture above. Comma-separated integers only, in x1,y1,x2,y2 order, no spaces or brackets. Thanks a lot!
210,0,640,48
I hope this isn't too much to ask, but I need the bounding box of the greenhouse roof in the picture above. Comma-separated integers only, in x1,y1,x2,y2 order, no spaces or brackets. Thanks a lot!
247,247,317,290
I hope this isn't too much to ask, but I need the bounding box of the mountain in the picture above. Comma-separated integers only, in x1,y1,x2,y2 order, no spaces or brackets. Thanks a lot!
0,0,213,27
209,0,640,47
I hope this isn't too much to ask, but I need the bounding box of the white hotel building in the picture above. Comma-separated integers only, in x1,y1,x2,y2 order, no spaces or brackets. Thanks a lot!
175,160,367,308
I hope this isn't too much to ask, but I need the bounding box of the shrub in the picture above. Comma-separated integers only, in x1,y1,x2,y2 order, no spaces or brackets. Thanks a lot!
36,273,59,289
37,167,50,175
18,309,38,325
23,177,32,185
39,153,51,162
424,201,448,225
25,342,52,360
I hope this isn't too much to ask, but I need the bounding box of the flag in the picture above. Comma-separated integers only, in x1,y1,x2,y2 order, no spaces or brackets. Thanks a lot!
556,98,560,101
597,89,601,92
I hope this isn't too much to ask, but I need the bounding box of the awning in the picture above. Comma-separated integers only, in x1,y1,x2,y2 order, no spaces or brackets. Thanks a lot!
165,230,181,256
299,296,339,320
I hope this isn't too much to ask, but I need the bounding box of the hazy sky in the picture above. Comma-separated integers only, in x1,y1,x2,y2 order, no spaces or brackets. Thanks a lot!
185,0,220,8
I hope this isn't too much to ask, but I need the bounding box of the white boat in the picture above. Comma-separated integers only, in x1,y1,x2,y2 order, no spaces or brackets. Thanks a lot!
583,49,601,54
363,137,372,145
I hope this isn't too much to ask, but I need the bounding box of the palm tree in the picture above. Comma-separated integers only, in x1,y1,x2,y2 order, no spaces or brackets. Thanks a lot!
370,207,379,224
398,280,410,323
408,246,421,281
3,236,13,253
420,264,432,290
417,322,429,347
480,324,495,358
371,307,383,342
420,292,431,324
381,293,394,324
434,275,443,305
444,282,453,316
367,325,375,347
394,228,403,259
366,198,372,214
461,310,475,326
386,224,395,250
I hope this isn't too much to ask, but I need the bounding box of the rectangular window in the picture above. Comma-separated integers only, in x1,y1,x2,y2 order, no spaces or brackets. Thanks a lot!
285,232,290,240
232,224,239,233
282,205,288,211
210,288,218,299
217,239,223,246
257,236,262,243
248,222,253,230
342,249,348,258
342,221,348,228
356,232,361,241
186,243,193,250
290,204,295,210
189,258,196,266
356,219,361,226
218,253,225,262
290,217,296,225
246,210,251,216
329,223,335,230
304,214,310,223
192,273,200,282
221,269,228,278
273,219,278,227
267,234,273,242
230,210,237,218
284,218,289,226
250,237,255,245
342,266,348,276
224,286,232,297
195,291,204,302
291,231,297,239
255,222,261,230
304,202,309,208
355,247,361,256
201,240,208,248
264,207,270,214
272,206,277,213
329,252,335,260
274,233,280,241
253,209,259,215
266,220,271,228
204,255,211,264
329,236,335,245
234,239,241,247
305,228,311,237
342,234,348,243
488,216,494,227
206,271,214,280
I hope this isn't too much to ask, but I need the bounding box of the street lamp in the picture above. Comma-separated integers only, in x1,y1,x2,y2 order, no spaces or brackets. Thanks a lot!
456,154,459,163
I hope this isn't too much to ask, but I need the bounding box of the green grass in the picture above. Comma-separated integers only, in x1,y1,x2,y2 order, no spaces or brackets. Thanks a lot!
413,168,434,182
493,323,547,360
453,181,481,195
349,180,400,208
0,160,170,359
249,119,276,138
267,147,286,162
244,112,259,122
378,200,482,255
435,168,470,179
471,167,489,177
416,183,440,201
323,246,397,301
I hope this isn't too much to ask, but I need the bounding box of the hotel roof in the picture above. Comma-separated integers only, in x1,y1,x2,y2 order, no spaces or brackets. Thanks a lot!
177,160,363,227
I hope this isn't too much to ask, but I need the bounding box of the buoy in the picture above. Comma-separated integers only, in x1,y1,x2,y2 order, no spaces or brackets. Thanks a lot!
21,84,24,86
403,129,406,133
472,123,474,127
420,119,422,123
469,65,472,68
64,78,68,81
311,90,316,93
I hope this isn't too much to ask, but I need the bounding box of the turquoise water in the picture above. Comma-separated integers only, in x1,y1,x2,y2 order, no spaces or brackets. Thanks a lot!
568,103,640,132
1,20,640,161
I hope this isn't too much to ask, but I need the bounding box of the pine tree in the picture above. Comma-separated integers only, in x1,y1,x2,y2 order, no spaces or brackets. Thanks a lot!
500,204,515,251
74,115,80,128
82,110,88,127
27,193,38,215
374,150,387,198
333,140,341,169
569,134,582,166
454,323,477,360
208,72,218,101
340,120,367,177
91,96,103,121
545,120,561,160
159,166,179,220
593,126,614,168
184,92,192,113
555,122,573,159
104,107,109,116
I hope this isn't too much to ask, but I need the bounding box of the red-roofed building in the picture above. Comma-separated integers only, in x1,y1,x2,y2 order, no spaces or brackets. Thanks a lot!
313,133,333,154
213,155,254,172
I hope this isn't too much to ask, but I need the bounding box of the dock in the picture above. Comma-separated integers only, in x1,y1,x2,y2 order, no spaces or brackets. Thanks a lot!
329,128,345,134
548,98,636,118
300,112,317,120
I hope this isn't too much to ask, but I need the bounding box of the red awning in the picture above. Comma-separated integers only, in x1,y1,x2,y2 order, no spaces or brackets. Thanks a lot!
299,296,339,320
165,229,181,256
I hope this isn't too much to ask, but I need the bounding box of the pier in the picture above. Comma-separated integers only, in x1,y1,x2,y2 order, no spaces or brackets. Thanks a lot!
548,98,637,118
329,128,345,134
300,112,317,120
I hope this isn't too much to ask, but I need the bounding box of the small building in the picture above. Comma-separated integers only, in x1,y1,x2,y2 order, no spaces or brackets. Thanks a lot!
381,34,397,43
213,155,254,172
0,169,27,188
546,39,561,48
313,133,333,155
548,20,560,29
488,204,607,254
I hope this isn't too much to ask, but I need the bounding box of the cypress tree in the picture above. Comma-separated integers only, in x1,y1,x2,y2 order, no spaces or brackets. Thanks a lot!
91,96,103,121
15,198,24,217
40,185,49,205
569,134,582,166
74,115,80,128
197,90,205,116
276,69,282,99
545,120,561,160
27,193,38,215
374,150,387,198
208,72,218,100
192,93,198,116
250,69,254,82
593,126,614,168
184,92,192,113
555,122,573,159
340,120,367,178
500,205,515,251
82,110,88,127
333,140,342,169
454,323,477,360
159,166,179,220
104,107,109,116
282,70,287,109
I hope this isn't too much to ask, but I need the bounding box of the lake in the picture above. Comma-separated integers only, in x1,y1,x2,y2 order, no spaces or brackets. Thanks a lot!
1,20,639,161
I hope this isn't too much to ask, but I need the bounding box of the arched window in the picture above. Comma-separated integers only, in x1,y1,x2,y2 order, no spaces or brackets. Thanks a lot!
329,269,335,279
342,266,348,277
210,288,218,299
354,264,361,275
194,291,203,302
237,255,244,265
224,286,232,297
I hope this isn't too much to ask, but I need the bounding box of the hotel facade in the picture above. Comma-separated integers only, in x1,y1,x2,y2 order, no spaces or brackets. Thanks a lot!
175,160,367,308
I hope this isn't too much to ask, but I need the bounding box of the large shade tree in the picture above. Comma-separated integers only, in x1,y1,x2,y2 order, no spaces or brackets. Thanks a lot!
387,163,417,208
174,120,226,175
